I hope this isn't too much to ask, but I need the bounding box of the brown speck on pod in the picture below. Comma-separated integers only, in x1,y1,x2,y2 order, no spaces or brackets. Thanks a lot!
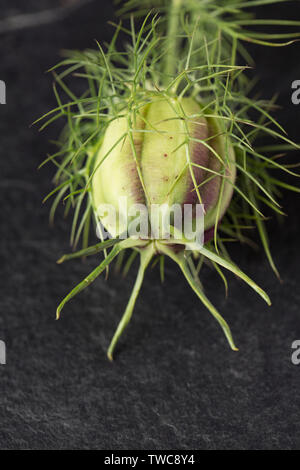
163,176,169,182
164,153,168,157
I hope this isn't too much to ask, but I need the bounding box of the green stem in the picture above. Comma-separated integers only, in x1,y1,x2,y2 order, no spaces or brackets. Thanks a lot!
107,243,155,360
56,238,147,319
179,254,238,351
56,243,122,320
165,0,183,81
159,243,238,351
57,237,121,264
163,236,271,306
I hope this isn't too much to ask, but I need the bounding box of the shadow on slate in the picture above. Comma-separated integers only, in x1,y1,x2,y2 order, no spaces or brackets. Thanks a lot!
0,0,300,450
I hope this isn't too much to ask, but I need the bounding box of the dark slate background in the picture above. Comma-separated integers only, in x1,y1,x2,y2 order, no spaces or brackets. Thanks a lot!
0,0,300,450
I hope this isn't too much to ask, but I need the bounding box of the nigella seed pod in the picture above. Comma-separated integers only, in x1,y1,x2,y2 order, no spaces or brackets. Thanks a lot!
92,97,236,241
52,92,272,360
46,1,291,360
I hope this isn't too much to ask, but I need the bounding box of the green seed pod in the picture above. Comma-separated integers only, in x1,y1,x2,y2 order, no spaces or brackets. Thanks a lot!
46,0,296,360
92,97,236,240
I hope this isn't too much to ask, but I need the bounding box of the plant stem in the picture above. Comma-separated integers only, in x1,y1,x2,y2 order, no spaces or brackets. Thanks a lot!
165,0,183,82
178,254,238,351
56,238,147,319
158,243,238,351
107,243,155,360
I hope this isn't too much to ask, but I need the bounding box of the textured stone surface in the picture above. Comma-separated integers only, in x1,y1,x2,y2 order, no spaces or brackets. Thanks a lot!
0,1,300,450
